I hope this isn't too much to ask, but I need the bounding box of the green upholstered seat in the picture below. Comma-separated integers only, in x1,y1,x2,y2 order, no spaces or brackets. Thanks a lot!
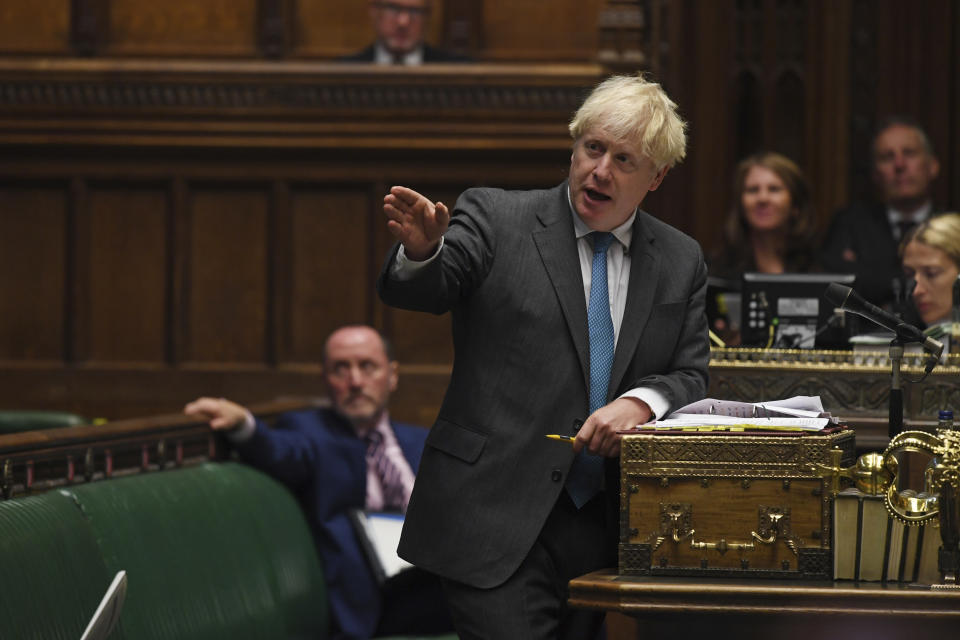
0,410,88,434
0,461,455,639
0,489,118,640
65,462,329,640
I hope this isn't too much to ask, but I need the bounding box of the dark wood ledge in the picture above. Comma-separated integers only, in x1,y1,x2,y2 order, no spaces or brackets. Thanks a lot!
0,397,324,500
0,58,604,149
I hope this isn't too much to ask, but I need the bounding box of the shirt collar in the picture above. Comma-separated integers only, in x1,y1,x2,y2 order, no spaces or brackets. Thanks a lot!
566,186,635,249
353,411,392,441
887,201,932,225
374,43,424,65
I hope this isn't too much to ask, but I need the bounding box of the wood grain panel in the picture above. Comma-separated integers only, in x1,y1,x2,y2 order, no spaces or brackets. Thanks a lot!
292,0,446,59
482,0,604,61
284,186,373,363
82,186,169,364
0,0,71,54
185,186,270,363
874,0,955,211
106,0,259,57
0,185,67,362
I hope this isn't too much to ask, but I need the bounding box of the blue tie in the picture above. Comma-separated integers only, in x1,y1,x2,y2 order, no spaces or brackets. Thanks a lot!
566,231,616,508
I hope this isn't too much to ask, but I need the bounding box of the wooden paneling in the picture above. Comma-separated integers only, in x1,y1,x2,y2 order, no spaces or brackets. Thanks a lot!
0,0,71,55
871,0,956,210
482,0,605,62
106,0,259,57
80,185,169,364
285,187,374,362
185,186,270,363
0,185,68,362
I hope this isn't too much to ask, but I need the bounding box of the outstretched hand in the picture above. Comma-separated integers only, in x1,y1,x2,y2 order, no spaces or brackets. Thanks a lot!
383,186,450,261
183,396,248,432
573,397,653,458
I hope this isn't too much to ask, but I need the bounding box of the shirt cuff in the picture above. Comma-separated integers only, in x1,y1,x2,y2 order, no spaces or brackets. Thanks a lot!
390,237,444,280
224,409,257,444
619,388,669,424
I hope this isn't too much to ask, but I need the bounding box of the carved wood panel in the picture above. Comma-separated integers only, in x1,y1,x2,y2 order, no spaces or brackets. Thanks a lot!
80,185,169,364
106,0,260,57
0,0,71,55
0,184,68,362
185,186,271,363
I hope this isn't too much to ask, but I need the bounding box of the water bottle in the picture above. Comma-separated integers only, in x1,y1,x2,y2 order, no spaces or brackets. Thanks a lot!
939,410,955,432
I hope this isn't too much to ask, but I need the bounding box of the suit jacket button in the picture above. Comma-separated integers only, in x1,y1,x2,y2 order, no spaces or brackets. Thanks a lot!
551,469,562,482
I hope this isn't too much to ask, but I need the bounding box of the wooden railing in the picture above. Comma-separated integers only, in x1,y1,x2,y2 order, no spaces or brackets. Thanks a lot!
0,398,323,500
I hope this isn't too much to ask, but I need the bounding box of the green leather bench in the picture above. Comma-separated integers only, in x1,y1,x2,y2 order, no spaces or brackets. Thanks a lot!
0,462,329,639
0,410,88,434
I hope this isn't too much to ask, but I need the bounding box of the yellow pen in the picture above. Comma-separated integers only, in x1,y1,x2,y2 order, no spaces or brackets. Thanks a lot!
545,434,575,444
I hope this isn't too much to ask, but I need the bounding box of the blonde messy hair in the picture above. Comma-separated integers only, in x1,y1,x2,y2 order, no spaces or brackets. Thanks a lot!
901,213,960,269
569,74,687,170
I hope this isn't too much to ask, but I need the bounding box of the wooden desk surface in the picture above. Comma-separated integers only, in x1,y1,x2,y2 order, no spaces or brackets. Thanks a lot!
570,569,960,621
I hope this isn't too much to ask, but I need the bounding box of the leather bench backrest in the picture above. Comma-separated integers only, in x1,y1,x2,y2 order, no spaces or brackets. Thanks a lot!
0,410,88,434
0,489,117,640
0,462,328,640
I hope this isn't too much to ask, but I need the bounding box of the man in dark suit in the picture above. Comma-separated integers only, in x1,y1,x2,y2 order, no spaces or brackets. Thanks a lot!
184,325,450,640
378,75,709,638
339,0,470,65
820,116,942,308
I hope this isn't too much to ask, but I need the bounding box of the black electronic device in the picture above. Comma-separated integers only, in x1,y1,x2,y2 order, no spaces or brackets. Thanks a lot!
740,272,857,349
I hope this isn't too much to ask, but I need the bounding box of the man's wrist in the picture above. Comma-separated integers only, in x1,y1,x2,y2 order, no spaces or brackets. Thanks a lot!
225,410,257,444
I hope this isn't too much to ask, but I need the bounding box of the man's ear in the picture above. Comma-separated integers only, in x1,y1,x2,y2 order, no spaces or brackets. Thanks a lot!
388,361,399,393
648,166,670,192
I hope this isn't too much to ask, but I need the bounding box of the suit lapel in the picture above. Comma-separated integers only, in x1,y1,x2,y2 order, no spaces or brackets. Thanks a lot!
532,185,590,387
609,211,659,396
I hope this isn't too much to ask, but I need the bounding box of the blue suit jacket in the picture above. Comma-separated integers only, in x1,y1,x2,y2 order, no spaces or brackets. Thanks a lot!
235,407,427,640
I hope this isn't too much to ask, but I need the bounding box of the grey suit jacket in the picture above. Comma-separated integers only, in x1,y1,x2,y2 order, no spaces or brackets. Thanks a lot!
377,181,709,588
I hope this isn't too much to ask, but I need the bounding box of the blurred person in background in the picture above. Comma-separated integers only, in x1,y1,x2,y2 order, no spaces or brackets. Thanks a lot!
900,213,960,328
185,325,452,640
707,151,818,343
339,0,470,65
820,116,942,308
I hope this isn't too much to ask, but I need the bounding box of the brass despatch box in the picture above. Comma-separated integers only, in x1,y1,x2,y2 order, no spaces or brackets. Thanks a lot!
619,430,855,579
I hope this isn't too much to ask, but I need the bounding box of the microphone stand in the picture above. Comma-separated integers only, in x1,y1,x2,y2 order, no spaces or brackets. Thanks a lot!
888,337,905,439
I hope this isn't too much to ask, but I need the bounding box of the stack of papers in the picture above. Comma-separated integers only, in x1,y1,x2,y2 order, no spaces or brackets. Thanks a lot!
634,396,835,432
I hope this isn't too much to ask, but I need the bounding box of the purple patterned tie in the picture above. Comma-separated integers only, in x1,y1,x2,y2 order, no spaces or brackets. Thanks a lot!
365,430,407,511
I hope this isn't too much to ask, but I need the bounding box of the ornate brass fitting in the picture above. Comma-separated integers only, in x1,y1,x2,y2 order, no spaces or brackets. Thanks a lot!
882,430,952,525
750,506,800,556
807,448,893,497
648,502,695,551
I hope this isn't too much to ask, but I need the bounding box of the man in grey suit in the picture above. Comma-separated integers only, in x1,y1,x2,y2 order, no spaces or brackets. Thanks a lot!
377,74,709,639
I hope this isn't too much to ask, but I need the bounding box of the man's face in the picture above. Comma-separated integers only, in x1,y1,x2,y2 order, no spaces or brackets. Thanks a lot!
569,127,668,231
369,0,429,56
872,124,940,210
323,327,398,429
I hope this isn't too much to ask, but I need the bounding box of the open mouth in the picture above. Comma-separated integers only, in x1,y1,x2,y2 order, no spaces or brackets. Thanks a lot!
585,188,611,202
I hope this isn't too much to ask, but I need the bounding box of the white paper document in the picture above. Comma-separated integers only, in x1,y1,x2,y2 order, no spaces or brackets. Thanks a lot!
350,510,413,584
636,396,834,431
80,570,126,640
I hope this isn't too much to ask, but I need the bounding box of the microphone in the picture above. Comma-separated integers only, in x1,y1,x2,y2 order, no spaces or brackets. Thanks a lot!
824,282,944,357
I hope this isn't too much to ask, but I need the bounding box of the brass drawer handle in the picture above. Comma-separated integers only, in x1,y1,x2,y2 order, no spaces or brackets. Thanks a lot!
689,537,755,554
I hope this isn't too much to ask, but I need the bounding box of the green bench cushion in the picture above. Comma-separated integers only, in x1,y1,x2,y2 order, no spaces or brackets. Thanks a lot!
66,462,329,640
0,490,117,640
0,410,88,434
